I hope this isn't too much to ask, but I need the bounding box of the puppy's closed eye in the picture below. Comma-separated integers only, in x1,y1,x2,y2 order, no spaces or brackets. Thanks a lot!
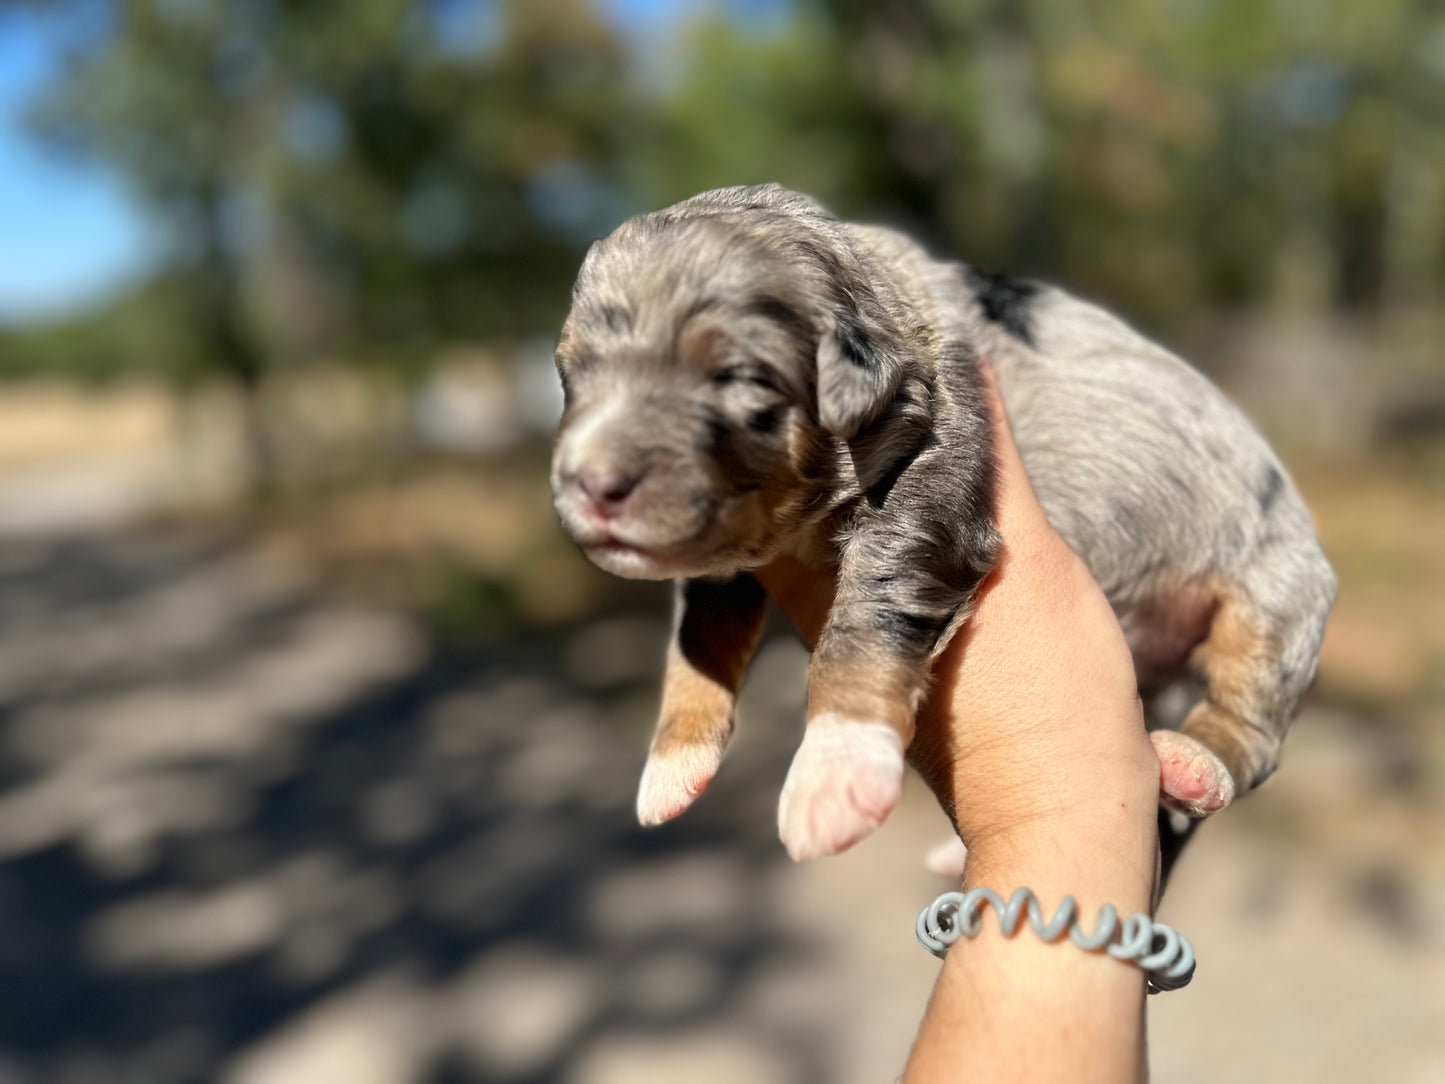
708,363,789,438
711,362,781,391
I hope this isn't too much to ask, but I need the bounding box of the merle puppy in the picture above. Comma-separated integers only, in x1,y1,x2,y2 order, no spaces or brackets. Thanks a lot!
550,183,1336,865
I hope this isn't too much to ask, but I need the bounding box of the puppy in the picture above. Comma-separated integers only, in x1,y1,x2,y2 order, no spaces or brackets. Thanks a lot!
550,183,1336,865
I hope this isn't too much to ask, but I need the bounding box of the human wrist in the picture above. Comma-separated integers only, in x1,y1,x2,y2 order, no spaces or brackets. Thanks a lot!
958,788,1160,915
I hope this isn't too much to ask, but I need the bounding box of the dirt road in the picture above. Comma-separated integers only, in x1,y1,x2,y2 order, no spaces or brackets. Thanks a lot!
0,525,1439,1082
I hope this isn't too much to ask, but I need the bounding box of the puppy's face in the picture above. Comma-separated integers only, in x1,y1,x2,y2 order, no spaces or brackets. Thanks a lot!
550,225,824,580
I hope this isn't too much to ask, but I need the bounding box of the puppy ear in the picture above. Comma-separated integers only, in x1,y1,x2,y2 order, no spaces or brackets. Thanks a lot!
816,311,905,440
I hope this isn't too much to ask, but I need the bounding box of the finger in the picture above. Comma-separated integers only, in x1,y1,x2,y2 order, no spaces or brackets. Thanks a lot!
975,358,1057,543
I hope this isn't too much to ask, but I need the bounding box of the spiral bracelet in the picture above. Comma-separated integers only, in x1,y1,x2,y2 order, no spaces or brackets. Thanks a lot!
916,887,1195,993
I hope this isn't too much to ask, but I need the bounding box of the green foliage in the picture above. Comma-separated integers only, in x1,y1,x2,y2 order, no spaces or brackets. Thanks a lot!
0,279,205,384
11,0,1445,384
24,0,637,382
634,14,895,211
807,0,1445,325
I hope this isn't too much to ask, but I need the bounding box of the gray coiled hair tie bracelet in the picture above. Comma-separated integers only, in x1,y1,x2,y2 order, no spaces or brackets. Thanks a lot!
916,887,1196,993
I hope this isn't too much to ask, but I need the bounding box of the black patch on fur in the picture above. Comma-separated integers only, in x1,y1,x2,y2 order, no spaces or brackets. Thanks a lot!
964,265,1041,347
698,409,767,492
1257,466,1284,515
744,295,812,342
698,414,733,465
874,608,949,650
820,332,1000,682
833,312,878,372
677,574,767,684
748,407,781,434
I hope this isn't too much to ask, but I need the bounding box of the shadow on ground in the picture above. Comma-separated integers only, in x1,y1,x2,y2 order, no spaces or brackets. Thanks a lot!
0,529,830,1084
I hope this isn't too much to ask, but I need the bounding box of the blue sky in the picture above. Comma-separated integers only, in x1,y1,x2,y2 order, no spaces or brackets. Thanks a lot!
0,7,152,326
0,0,785,328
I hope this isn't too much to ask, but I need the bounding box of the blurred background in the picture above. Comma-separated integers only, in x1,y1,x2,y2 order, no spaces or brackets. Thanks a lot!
0,0,1441,1080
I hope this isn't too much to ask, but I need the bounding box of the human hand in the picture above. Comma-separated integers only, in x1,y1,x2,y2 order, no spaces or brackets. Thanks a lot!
756,365,1160,907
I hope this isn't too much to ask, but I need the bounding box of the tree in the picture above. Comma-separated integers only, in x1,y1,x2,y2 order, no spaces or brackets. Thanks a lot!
23,0,639,484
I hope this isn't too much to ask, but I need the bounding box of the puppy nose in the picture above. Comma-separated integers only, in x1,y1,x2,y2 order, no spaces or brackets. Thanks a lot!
576,467,642,516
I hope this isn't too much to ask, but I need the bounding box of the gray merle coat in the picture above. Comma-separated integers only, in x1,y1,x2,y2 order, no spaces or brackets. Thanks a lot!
549,183,1336,870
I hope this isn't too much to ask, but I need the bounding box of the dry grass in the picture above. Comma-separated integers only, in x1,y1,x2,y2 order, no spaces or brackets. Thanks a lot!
1299,461,1445,731
0,381,180,471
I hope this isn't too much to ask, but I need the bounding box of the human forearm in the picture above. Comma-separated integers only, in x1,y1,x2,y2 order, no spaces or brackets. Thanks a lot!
902,550,1159,1082
903,788,1157,1083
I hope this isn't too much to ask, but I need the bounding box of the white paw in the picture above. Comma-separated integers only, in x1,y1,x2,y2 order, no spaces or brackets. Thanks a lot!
1152,730,1236,818
777,716,904,861
636,740,724,827
925,836,969,878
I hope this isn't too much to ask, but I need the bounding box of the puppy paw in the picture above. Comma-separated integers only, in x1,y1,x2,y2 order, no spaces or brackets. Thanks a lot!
1152,730,1236,818
636,738,724,827
925,836,969,879
777,717,904,861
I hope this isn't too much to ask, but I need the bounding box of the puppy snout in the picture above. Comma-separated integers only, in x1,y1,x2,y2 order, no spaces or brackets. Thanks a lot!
574,466,644,518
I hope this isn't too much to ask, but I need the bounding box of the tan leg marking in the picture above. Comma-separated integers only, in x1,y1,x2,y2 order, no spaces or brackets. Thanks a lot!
637,647,738,826
637,579,765,827
1169,591,1284,814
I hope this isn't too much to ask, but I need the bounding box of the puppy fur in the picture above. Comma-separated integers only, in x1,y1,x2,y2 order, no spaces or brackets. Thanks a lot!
550,183,1336,867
